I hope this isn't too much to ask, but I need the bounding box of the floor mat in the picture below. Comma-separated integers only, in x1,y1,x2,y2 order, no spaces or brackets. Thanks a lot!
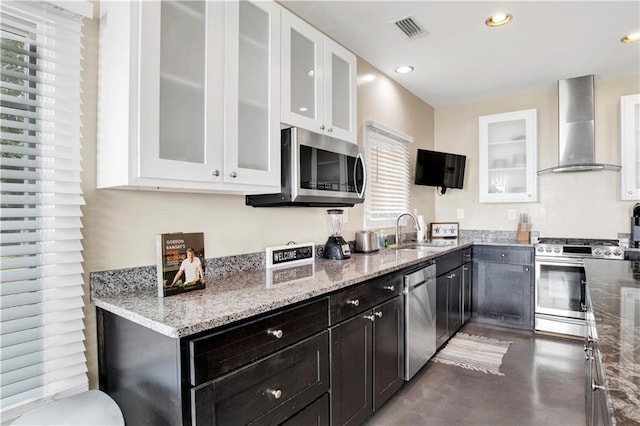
431,332,512,376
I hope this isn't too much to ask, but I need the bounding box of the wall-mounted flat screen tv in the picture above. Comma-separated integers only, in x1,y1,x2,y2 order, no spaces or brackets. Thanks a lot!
414,149,466,194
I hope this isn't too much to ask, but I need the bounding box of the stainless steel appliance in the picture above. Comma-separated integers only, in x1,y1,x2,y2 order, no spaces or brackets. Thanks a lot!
354,230,380,253
631,203,640,248
535,238,623,337
245,127,366,207
538,75,621,175
403,261,436,380
323,209,350,260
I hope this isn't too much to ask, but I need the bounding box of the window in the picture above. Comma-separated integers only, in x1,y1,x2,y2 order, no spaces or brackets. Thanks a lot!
363,121,412,229
1,1,91,421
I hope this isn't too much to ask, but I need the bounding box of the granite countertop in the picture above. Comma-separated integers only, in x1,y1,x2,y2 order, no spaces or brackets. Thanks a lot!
91,237,531,339
584,259,640,425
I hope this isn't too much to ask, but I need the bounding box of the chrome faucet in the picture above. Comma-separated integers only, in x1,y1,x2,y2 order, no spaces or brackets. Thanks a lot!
395,212,421,246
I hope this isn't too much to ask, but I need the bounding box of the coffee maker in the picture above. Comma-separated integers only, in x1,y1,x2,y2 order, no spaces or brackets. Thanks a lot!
632,203,640,248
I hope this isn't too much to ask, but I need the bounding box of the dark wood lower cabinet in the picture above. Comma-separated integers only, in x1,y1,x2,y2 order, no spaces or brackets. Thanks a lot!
330,296,404,426
192,332,329,425
282,394,329,426
472,246,534,330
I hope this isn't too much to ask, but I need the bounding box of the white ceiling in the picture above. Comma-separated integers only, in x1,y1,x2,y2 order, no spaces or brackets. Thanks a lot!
281,1,640,107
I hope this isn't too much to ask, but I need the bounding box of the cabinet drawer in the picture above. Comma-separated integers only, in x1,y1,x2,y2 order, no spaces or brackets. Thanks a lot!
462,247,472,263
436,250,463,276
192,332,329,426
330,273,402,325
474,246,532,265
189,297,328,386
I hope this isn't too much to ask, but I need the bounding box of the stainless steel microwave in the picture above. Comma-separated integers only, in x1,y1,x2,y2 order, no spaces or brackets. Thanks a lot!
246,127,366,207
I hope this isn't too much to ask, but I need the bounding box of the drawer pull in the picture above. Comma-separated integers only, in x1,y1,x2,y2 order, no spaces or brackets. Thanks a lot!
501,253,506,258
364,315,376,322
270,389,283,399
268,329,283,339
447,273,455,279
347,299,360,307
383,285,395,291
374,311,383,318
591,381,605,392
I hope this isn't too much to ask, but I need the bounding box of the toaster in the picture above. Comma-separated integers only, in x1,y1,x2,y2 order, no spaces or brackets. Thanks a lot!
355,230,380,253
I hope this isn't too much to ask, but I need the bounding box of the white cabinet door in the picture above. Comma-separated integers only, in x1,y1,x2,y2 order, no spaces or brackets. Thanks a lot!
138,0,224,182
281,9,357,144
324,38,357,144
479,109,537,203
224,0,281,187
621,93,640,200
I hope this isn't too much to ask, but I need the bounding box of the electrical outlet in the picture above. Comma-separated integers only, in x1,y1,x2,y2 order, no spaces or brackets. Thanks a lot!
508,209,517,220
457,208,464,219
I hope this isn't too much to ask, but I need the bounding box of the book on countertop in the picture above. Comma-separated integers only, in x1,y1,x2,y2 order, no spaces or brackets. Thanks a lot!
156,232,205,297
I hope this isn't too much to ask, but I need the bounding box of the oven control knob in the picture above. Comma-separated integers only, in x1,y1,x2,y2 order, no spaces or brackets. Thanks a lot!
604,249,611,256
593,248,602,256
613,249,622,257
537,246,544,253
545,247,552,253
553,247,561,253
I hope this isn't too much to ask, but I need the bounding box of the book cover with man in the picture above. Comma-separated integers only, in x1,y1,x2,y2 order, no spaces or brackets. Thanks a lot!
156,232,205,297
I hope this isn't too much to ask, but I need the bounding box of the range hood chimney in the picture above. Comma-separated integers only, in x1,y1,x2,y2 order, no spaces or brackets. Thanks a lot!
538,74,621,175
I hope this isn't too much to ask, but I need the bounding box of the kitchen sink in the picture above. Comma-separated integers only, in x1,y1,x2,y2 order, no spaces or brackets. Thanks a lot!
391,242,455,252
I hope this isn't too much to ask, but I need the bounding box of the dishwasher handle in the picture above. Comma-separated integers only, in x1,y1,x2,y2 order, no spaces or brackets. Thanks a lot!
404,263,436,292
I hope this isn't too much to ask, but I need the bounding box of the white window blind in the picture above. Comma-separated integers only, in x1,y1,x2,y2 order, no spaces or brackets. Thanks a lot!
364,121,412,229
1,1,89,421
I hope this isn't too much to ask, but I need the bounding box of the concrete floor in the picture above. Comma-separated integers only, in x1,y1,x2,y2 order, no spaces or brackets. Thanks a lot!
368,322,585,426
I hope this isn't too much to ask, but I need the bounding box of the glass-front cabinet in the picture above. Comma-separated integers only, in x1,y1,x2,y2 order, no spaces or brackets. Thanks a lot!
478,109,538,203
224,0,281,187
97,0,280,193
281,9,357,144
620,93,640,200
138,0,223,183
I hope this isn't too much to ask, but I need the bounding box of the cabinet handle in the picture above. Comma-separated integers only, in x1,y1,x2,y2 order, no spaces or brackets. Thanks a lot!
581,303,588,312
383,285,395,291
268,329,283,339
629,190,633,195
229,172,237,178
212,170,220,177
585,353,593,361
501,253,506,258
591,381,605,392
320,124,326,130
524,267,529,272
327,127,333,133
462,266,469,271
270,389,283,399
364,314,376,322
374,311,383,318
464,254,471,258
447,273,455,279
347,299,360,307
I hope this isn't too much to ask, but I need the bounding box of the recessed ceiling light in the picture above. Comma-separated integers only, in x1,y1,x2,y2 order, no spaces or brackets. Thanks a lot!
621,31,640,43
395,66,414,74
485,12,512,27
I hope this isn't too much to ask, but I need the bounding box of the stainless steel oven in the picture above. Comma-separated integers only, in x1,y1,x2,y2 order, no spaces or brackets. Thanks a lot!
534,238,623,337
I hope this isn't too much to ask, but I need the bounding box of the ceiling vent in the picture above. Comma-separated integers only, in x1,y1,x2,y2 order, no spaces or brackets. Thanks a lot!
393,16,427,39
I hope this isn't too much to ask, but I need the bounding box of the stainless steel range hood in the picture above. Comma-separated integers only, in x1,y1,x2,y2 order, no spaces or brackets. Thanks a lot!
538,75,621,175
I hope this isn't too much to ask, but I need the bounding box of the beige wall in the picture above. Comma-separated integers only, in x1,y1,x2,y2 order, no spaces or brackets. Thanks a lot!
434,75,640,239
80,15,436,386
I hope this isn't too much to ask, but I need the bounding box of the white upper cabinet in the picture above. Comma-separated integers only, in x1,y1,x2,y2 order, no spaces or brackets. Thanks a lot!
97,0,280,193
621,93,640,200
281,9,357,144
224,0,281,187
478,109,538,203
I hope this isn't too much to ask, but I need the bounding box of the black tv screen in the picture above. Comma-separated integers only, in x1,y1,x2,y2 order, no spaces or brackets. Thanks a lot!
414,149,466,193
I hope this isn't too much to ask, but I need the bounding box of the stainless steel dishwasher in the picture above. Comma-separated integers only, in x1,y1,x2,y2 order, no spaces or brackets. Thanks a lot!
403,260,437,380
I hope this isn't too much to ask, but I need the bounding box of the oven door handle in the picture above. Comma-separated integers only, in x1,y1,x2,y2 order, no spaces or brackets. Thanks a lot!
535,258,585,267
580,279,588,311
